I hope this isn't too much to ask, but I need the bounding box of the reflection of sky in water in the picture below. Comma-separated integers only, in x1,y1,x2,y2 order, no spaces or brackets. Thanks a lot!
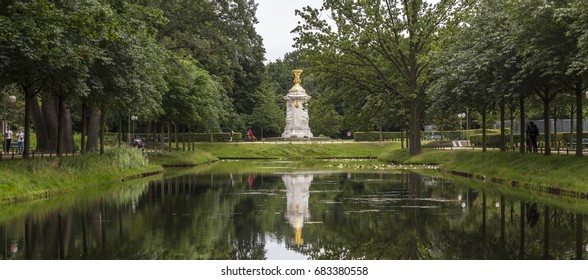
2,162,587,260
264,235,307,260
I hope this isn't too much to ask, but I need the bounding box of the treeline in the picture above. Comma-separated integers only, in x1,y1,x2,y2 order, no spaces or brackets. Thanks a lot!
0,0,265,157
291,0,588,156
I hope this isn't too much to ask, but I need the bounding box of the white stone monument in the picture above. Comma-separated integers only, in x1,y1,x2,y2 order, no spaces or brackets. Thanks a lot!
282,173,313,245
282,70,313,138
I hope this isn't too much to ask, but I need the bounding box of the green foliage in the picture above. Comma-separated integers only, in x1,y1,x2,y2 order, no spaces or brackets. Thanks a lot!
294,0,463,155
248,81,285,138
353,131,404,142
308,93,343,137
187,132,242,142
104,145,148,170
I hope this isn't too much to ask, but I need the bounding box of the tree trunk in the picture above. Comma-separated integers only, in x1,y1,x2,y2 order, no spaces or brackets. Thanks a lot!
86,105,101,152
41,92,59,152
29,93,74,154
160,122,164,145
174,123,178,151
509,107,515,150
575,78,583,157
29,95,50,152
62,102,75,153
22,86,35,159
99,107,106,155
408,97,421,156
147,120,151,142
81,102,86,154
500,103,505,152
118,112,122,146
553,106,557,151
56,96,64,157
482,110,487,152
519,94,526,154
542,89,552,156
167,123,172,150
569,104,575,146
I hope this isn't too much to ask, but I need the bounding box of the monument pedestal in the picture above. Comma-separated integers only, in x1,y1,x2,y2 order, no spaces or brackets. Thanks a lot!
282,70,314,139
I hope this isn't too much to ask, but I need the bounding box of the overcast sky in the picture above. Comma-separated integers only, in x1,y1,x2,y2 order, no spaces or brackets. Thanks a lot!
255,0,323,63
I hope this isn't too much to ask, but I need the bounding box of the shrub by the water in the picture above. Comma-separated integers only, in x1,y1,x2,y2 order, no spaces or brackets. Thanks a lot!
105,145,149,170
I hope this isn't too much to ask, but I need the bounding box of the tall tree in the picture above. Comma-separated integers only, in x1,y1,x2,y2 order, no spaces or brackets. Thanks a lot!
294,0,462,155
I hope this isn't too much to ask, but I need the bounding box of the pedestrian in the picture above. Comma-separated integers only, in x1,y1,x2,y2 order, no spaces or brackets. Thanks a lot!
229,130,234,142
530,122,539,153
4,126,13,154
247,129,253,141
16,128,24,154
525,124,532,153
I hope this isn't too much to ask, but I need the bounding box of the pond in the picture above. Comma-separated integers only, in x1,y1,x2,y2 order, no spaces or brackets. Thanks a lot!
0,160,586,260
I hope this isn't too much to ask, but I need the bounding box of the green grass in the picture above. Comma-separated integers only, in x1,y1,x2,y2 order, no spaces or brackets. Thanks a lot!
380,149,588,193
194,141,400,159
0,146,161,202
148,150,218,166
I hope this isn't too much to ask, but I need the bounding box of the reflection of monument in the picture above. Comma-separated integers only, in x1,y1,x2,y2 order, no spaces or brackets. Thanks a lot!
282,70,313,138
282,174,313,245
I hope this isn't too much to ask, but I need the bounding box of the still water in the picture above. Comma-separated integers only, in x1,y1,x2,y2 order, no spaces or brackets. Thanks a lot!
1,160,587,260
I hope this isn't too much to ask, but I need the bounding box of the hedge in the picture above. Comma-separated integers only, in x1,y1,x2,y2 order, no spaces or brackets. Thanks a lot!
354,129,504,142
136,132,243,142
353,131,404,141
469,132,588,148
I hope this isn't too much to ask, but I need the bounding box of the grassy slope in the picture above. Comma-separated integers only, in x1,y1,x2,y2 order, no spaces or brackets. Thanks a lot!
194,142,399,159
4,140,588,204
379,149,588,193
0,149,216,202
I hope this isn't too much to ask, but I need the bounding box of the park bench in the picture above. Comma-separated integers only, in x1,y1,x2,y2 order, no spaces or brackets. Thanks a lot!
8,142,33,153
570,138,588,148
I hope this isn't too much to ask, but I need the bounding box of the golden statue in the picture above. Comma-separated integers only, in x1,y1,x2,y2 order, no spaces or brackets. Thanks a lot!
293,69,303,85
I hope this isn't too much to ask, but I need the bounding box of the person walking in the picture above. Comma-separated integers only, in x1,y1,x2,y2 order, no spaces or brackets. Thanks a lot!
4,126,13,154
247,129,253,141
525,124,532,153
530,122,539,153
16,128,24,154
229,130,234,142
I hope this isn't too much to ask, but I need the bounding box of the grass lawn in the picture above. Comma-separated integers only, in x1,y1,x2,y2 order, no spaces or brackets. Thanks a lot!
193,141,400,159
379,148,588,194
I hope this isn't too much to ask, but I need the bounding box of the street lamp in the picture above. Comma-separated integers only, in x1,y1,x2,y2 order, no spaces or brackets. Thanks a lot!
131,115,138,139
458,113,466,140
3,95,16,154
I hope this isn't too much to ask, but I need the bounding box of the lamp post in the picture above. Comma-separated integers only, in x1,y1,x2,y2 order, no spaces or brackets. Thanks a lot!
131,115,138,140
2,95,16,154
458,113,466,140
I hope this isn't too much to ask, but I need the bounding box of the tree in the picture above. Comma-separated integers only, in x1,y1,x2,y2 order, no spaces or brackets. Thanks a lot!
510,0,575,155
248,80,284,138
295,0,462,155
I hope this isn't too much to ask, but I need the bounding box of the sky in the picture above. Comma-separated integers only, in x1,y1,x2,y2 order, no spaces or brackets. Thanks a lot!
254,0,324,62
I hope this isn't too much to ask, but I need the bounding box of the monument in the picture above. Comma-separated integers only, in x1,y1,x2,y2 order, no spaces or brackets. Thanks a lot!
282,70,313,138
282,173,313,245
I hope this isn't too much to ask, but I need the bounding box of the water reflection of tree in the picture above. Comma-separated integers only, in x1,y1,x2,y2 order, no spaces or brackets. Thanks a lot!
1,170,587,260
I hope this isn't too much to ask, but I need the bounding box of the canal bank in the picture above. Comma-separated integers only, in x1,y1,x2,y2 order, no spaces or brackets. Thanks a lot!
2,142,588,205
379,149,588,198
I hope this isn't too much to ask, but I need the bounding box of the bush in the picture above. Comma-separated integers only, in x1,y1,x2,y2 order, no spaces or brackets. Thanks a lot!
469,132,586,148
354,131,404,141
138,132,242,142
104,145,148,170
